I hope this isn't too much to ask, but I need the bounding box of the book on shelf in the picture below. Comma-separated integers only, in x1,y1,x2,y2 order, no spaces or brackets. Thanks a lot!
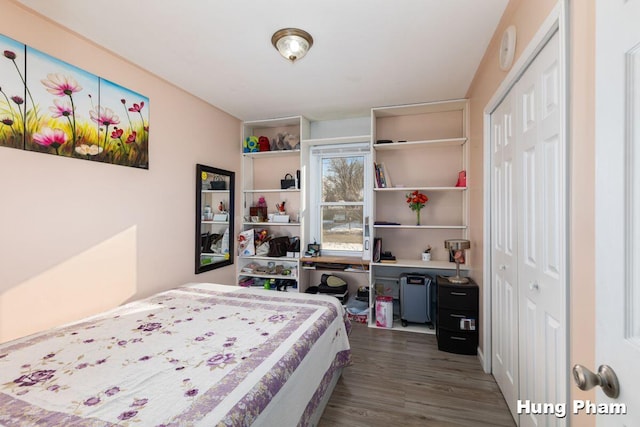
373,237,382,263
380,163,392,188
374,162,381,188
374,221,401,226
374,162,393,188
379,251,396,263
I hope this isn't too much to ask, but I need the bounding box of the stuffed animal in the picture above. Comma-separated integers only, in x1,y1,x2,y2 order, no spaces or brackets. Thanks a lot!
244,136,259,152
258,136,270,151
271,132,300,151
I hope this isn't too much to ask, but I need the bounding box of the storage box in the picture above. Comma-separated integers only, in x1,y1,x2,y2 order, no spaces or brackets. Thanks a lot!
271,214,290,223
375,295,394,328
213,213,228,221
347,311,368,324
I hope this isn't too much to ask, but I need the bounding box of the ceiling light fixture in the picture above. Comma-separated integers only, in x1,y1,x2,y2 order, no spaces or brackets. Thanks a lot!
271,28,313,63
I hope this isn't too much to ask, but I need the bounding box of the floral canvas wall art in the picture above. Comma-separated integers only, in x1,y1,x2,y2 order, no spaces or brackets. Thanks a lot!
0,34,26,150
98,78,149,168
25,46,100,158
0,33,149,169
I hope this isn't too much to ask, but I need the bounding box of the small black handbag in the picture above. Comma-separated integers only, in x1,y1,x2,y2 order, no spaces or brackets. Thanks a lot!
210,175,226,190
280,173,296,189
267,236,290,257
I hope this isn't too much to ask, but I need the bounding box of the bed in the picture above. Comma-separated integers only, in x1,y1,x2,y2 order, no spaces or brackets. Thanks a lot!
0,283,352,426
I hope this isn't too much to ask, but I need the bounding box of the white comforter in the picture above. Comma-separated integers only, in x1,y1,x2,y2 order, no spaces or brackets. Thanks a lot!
0,283,351,426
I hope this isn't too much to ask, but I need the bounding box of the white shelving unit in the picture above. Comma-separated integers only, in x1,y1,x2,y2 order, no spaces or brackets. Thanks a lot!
237,116,309,292
236,102,471,334
368,99,470,333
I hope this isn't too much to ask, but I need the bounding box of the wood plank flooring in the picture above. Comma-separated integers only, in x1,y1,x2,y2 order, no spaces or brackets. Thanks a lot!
319,323,515,427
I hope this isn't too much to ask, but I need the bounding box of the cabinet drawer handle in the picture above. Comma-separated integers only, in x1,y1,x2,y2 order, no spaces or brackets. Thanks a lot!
449,314,465,318
450,291,467,296
450,336,468,341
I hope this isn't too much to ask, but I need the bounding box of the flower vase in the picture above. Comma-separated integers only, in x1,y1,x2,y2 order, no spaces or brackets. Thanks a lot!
416,209,421,226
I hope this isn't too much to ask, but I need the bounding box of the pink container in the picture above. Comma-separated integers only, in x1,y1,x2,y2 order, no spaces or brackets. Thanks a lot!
375,295,394,328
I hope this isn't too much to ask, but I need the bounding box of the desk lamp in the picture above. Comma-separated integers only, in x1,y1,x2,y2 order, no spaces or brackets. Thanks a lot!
445,239,471,283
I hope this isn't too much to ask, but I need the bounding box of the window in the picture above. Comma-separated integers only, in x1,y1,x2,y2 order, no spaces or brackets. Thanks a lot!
310,143,371,257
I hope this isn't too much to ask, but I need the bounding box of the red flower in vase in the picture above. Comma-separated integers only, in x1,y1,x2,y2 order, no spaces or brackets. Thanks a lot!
406,190,428,211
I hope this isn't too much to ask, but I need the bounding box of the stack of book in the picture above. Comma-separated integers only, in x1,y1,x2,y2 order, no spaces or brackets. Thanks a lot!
372,238,397,263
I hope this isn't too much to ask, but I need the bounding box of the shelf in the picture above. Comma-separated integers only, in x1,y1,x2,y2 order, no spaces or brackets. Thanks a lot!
201,254,227,259
201,190,230,193
243,116,303,129
374,186,466,192
243,188,300,193
301,134,371,145
242,149,300,158
303,255,367,265
373,137,466,150
202,220,229,225
301,255,370,273
239,255,300,262
239,273,298,280
372,99,468,117
374,224,467,229
372,259,470,270
368,320,436,335
242,222,300,226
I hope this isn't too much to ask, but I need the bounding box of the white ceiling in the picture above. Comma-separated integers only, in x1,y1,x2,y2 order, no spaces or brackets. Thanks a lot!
15,0,508,122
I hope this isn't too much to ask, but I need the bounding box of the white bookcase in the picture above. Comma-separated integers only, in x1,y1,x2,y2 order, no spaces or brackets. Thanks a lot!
236,100,471,333
237,117,309,292
368,99,470,333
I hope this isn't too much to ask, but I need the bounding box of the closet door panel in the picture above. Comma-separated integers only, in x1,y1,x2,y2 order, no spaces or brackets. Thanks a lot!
522,146,538,267
517,31,566,427
542,135,562,279
491,92,519,420
491,29,566,427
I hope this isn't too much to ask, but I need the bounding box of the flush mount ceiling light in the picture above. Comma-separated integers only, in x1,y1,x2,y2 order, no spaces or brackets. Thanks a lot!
271,28,313,63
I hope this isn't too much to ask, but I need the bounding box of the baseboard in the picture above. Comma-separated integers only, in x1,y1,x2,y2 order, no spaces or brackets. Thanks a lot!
477,346,490,374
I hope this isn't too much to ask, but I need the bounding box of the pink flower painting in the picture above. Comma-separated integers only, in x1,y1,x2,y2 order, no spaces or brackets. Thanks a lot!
32,127,68,154
0,33,149,168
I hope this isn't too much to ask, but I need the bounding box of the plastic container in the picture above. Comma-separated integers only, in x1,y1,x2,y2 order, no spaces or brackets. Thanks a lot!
375,295,394,328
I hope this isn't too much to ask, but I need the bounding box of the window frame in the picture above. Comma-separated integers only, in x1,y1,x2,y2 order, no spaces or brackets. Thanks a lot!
309,142,372,258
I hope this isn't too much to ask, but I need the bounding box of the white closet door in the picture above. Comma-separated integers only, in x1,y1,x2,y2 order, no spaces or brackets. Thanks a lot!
516,31,566,427
491,90,519,421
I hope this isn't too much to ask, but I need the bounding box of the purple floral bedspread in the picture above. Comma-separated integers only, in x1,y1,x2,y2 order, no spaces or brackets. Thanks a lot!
0,283,352,426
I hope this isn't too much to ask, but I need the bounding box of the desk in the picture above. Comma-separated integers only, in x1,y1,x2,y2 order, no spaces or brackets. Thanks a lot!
301,256,369,272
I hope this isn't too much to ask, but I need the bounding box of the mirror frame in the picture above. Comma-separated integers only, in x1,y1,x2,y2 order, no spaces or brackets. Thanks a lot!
195,164,235,273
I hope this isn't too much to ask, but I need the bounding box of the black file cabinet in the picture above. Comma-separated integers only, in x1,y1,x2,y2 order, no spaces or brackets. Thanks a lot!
436,276,479,355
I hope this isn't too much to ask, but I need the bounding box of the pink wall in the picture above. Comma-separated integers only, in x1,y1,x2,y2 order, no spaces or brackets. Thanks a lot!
568,0,596,421
0,0,241,342
466,0,597,424
465,0,558,359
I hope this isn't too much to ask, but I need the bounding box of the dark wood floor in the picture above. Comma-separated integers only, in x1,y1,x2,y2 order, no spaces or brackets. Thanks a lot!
319,323,515,427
